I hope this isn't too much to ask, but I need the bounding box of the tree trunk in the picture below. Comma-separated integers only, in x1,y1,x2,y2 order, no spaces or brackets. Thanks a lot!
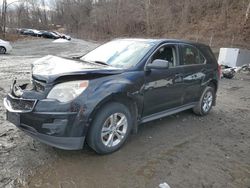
245,0,250,23
2,0,7,38
145,0,151,35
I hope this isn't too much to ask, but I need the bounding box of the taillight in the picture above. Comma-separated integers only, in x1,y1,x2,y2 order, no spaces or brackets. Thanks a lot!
218,64,222,79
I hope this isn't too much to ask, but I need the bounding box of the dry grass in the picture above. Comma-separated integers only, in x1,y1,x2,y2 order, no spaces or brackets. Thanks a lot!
0,34,36,42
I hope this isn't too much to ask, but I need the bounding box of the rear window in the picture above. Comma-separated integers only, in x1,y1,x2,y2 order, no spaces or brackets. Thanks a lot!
199,45,217,64
181,45,206,65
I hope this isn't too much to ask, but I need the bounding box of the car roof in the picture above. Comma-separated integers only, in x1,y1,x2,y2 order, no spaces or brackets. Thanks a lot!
114,38,209,48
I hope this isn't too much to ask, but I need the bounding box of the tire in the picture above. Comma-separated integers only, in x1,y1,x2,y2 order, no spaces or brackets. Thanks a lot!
87,102,133,154
0,46,6,54
193,86,215,116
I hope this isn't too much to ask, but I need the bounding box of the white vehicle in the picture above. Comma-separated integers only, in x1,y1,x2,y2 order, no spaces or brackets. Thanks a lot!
52,31,71,40
0,39,12,54
30,29,43,37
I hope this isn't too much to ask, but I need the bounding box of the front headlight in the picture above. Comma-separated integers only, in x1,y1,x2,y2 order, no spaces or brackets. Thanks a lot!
47,80,89,102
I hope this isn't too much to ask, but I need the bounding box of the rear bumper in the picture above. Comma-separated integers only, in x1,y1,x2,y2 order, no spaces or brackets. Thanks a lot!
4,94,86,150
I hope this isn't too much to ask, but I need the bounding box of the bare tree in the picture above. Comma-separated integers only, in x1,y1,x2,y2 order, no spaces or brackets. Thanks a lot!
245,0,250,23
1,0,7,36
1,0,249,48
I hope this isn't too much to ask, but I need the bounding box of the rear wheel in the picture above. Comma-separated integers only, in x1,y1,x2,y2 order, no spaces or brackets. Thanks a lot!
87,102,132,154
193,86,215,116
0,46,6,54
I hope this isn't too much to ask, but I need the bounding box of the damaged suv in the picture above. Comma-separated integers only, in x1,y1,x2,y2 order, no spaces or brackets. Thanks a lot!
4,39,220,154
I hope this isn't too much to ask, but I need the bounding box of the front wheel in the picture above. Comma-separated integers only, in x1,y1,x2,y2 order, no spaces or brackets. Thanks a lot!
193,86,215,116
87,102,132,154
0,46,6,54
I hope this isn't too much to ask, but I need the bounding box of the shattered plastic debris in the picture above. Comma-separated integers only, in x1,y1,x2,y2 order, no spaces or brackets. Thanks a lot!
222,68,236,79
222,64,250,79
0,129,14,137
159,182,171,188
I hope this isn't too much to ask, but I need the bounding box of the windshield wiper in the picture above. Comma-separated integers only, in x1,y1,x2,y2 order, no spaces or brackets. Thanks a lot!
72,55,82,59
92,61,110,66
76,59,110,66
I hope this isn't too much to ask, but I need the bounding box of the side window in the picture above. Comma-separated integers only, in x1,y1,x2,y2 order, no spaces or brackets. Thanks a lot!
151,45,177,67
199,52,206,64
181,45,206,65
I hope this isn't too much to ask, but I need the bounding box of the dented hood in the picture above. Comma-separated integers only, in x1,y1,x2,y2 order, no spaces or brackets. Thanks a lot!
32,55,123,83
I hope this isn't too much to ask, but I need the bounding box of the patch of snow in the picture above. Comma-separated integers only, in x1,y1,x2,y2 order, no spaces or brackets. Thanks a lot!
159,182,171,188
52,38,70,43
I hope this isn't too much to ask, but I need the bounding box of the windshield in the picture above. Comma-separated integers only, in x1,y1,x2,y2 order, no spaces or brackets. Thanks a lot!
80,40,154,69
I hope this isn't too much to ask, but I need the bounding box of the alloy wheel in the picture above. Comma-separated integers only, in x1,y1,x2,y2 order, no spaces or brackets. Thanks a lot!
101,113,128,147
202,91,213,112
0,47,6,54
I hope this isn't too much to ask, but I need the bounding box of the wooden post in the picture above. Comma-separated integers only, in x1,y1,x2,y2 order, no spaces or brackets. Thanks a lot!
209,34,213,47
231,35,235,47
195,30,199,42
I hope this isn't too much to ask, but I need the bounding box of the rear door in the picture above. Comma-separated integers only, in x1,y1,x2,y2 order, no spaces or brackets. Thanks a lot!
180,44,207,103
142,44,184,116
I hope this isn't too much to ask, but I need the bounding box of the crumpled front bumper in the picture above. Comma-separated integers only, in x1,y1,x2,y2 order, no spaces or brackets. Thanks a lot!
4,91,86,150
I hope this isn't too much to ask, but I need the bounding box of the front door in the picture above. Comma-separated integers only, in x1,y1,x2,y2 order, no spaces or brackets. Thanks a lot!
142,44,184,117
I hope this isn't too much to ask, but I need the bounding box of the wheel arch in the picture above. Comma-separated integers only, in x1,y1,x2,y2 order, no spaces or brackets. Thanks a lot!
87,93,139,134
206,79,218,106
0,46,6,53
208,79,218,93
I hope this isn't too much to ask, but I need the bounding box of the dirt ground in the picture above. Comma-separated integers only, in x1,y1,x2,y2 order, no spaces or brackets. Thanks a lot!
0,39,249,188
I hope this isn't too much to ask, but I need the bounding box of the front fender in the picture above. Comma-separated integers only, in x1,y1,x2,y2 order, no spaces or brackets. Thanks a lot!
79,72,144,132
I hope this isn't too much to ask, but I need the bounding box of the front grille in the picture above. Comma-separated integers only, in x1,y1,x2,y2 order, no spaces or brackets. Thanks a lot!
5,94,36,112
33,79,45,92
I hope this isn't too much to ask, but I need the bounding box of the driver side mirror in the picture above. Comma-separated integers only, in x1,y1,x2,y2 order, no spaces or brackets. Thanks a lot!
146,59,170,70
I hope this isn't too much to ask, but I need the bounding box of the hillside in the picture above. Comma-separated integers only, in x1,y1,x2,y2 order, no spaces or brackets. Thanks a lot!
53,0,250,50
1,0,250,49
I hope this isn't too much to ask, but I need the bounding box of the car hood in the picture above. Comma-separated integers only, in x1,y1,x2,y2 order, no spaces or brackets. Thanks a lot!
0,39,9,44
32,55,123,83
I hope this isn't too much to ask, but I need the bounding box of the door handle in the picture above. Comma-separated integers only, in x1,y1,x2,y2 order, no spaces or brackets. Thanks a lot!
175,73,182,76
175,73,183,78
201,68,206,73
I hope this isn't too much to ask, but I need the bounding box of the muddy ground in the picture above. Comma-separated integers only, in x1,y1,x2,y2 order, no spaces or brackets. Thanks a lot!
0,39,250,188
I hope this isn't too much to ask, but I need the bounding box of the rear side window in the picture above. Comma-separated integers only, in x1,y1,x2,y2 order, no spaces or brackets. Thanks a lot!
181,45,206,65
199,46,217,64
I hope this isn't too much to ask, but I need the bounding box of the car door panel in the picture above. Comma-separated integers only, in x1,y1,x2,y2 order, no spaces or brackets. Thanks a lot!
180,44,210,104
143,67,184,116
182,64,206,103
142,44,184,117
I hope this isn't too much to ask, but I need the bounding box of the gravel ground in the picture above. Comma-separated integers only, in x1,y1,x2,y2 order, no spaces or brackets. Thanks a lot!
0,39,98,188
0,39,250,188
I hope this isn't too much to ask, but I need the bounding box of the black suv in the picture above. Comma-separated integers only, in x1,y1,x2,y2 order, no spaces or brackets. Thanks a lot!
4,39,220,154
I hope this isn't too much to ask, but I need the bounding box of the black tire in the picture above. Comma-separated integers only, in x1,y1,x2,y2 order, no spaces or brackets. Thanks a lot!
0,46,6,54
193,86,215,116
87,102,132,154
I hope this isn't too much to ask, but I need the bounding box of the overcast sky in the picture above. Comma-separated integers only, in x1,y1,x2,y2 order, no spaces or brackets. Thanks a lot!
0,0,53,10
2,0,15,3
0,0,52,5
1,0,21,4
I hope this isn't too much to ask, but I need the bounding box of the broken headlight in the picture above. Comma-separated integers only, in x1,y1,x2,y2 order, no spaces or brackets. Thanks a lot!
47,80,89,103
